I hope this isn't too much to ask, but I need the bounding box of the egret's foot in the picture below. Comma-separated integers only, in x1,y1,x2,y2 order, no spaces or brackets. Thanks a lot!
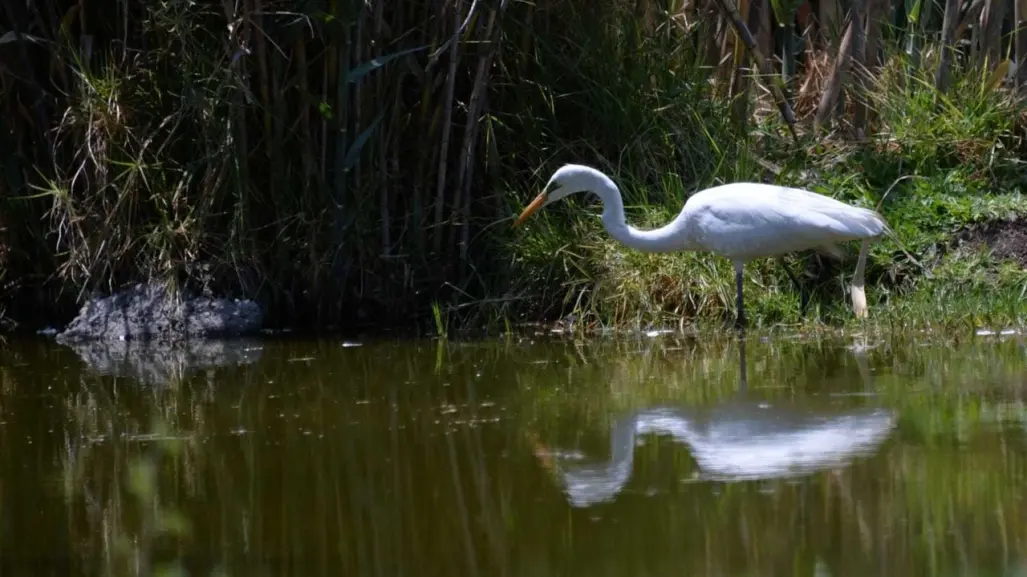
850,283,868,319
734,312,747,331
850,239,871,319
734,262,747,332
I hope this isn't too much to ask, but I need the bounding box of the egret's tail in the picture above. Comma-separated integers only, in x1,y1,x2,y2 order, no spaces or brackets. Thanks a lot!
872,208,926,272
872,209,894,239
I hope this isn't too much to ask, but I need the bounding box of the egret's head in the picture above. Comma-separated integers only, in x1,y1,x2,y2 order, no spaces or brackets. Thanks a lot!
513,164,599,227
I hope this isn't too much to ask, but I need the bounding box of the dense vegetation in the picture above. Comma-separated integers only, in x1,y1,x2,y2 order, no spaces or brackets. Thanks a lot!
2,0,1026,334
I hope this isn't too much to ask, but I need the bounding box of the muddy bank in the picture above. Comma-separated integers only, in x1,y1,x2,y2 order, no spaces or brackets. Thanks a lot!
956,219,1027,268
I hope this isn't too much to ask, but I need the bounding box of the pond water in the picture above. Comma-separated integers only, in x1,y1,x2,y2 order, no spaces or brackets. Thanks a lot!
2,331,1027,576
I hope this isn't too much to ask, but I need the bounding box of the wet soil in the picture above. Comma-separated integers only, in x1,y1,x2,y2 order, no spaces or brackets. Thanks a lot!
957,219,1027,268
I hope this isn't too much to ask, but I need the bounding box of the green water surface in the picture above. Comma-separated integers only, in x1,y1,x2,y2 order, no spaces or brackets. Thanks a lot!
2,331,1027,576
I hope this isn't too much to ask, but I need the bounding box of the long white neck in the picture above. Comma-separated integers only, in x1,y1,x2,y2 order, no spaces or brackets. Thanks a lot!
589,171,693,253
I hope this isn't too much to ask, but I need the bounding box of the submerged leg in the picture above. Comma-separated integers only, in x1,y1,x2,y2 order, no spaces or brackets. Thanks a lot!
734,261,746,330
777,256,809,316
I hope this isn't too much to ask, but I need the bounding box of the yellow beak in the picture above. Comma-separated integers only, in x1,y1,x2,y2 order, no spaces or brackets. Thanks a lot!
513,191,548,228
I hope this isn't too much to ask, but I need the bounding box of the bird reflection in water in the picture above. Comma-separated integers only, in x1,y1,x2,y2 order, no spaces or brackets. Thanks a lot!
532,339,896,508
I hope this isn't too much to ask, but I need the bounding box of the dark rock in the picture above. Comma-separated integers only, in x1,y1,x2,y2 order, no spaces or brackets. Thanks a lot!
55,283,263,343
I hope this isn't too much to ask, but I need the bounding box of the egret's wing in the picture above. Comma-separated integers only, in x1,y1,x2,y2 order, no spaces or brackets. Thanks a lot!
685,184,887,258
775,186,887,233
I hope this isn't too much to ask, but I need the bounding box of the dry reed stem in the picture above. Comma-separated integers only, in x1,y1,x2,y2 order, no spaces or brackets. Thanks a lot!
814,1,866,131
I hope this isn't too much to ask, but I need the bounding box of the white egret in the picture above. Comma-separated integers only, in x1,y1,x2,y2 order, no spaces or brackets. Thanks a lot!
513,164,889,328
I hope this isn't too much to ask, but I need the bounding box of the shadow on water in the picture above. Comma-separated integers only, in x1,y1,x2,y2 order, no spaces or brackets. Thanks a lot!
1,332,1027,575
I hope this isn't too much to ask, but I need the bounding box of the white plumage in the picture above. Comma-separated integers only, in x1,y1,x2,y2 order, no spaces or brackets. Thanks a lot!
513,164,889,327
680,183,888,258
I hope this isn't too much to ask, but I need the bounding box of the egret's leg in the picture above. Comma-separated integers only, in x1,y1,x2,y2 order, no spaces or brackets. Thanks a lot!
777,257,809,316
737,333,748,392
850,239,870,319
734,261,746,329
